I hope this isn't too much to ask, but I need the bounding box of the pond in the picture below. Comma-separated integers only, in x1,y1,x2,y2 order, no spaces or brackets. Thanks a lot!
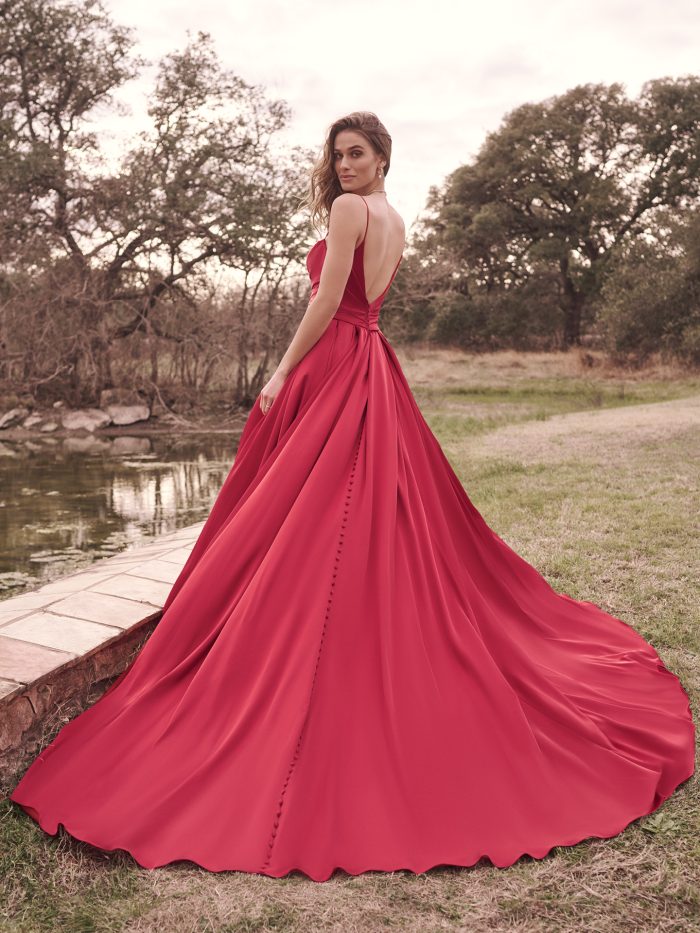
0,431,240,600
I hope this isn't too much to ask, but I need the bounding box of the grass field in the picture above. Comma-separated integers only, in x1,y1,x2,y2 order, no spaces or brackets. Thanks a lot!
2,349,698,933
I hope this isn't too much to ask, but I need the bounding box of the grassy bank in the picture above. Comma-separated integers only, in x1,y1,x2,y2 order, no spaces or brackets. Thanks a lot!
2,349,698,932
3,346,698,437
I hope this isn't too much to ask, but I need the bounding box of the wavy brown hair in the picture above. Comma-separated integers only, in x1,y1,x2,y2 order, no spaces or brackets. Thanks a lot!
299,111,393,237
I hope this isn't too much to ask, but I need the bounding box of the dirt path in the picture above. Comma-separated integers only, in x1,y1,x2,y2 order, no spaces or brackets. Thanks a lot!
470,393,700,465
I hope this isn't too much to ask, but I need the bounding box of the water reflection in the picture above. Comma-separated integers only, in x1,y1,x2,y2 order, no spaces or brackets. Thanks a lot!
0,432,239,599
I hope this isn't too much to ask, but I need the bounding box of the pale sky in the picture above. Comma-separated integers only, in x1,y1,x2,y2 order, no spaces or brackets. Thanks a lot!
100,0,700,239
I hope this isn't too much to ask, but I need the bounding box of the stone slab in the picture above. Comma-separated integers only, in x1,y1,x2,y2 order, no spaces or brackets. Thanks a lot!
45,591,155,628
157,546,195,565
88,575,173,606
0,635,74,683
0,592,65,615
124,559,182,584
0,609,38,629
0,612,123,655
0,678,20,700
31,569,121,595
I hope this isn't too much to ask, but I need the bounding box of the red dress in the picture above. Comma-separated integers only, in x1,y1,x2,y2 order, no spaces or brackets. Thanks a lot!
9,195,695,881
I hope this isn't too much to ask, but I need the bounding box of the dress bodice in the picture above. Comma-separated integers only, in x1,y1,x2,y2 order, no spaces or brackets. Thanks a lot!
306,196,403,332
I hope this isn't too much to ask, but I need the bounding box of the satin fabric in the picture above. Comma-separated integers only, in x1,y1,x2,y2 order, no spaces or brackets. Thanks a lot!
9,196,695,881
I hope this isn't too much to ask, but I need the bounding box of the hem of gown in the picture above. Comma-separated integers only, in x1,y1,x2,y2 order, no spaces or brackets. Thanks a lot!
9,760,695,883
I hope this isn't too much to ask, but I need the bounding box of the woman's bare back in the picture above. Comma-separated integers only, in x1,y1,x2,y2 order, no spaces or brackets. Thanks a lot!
358,194,405,304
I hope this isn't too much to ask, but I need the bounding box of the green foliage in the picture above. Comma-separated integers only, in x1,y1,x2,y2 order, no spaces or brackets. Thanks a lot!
598,207,700,365
429,272,563,351
419,78,700,354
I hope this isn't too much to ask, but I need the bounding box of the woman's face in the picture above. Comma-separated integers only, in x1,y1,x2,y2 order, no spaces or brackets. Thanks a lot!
332,129,384,193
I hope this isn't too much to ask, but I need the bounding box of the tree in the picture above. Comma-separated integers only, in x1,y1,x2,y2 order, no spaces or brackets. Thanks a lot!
424,79,700,348
0,1,312,403
597,205,700,365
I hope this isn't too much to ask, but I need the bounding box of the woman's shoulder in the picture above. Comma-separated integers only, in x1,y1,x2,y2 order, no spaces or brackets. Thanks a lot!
330,192,368,213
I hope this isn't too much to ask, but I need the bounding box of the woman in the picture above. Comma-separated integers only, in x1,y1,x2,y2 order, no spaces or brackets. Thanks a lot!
9,111,695,882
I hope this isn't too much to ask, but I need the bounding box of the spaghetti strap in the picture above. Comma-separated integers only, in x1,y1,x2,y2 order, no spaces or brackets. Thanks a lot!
358,195,369,246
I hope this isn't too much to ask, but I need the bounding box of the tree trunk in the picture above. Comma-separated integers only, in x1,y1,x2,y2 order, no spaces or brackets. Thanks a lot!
559,256,584,347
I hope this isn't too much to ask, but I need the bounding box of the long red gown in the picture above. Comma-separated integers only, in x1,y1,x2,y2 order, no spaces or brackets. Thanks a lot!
8,195,695,881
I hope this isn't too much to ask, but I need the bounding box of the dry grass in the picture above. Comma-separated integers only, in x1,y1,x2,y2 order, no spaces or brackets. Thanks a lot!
397,346,696,388
2,349,698,932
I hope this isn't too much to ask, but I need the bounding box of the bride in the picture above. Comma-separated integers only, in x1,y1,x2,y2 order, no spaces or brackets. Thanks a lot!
9,110,695,882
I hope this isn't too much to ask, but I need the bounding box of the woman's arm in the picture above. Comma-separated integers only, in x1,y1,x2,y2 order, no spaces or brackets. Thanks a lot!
257,194,366,414
277,193,365,376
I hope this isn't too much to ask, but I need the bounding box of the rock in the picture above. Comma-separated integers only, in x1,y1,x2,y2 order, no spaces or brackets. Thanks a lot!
97,389,151,425
99,388,148,408
0,407,30,429
39,421,59,432
52,400,66,408
103,403,150,426
23,413,44,428
60,409,112,432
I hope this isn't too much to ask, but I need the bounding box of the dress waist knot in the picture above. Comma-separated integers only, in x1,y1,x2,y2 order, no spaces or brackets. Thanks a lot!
333,309,379,331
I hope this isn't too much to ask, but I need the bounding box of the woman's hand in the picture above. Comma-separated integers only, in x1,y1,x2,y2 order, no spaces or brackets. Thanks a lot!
259,368,288,415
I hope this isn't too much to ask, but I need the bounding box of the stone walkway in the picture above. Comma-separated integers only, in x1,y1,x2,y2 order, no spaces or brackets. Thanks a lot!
469,393,700,465
0,521,204,778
